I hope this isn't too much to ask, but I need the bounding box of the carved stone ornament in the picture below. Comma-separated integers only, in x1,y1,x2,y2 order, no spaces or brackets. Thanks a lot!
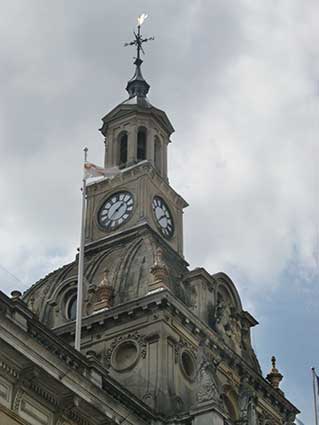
258,413,277,425
238,376,258,425
195,342,220,405
13,388,24,412
215,295,242,354
57,395,92,425
105,331,146,370
284,412,296,425
149,247,170,292
0,359,19,379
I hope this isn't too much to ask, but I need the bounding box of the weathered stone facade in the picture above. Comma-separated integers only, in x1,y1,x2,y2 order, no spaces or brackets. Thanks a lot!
0,26,299,425
0,292,155,425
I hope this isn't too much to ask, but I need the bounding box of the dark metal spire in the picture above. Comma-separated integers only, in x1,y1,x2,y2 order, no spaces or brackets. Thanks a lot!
124,14,154,99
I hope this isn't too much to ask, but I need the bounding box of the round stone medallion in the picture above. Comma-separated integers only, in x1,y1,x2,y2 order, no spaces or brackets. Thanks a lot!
111,340,140,372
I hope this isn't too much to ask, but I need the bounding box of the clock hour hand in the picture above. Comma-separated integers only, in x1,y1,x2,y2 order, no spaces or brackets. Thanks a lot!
110,201,125,219
158,212,166,222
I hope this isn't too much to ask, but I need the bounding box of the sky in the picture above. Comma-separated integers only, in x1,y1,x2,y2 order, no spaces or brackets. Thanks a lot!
0,1,318,423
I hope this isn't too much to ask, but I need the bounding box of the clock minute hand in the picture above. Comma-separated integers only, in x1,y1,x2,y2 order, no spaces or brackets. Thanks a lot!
158,213,166,222
110,201,125,219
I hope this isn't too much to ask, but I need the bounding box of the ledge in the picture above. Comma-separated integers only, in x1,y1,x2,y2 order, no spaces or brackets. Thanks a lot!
53,289,297,415
0,291,158,423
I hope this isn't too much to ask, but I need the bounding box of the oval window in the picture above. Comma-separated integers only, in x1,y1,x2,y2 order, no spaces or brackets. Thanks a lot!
180,350,196,381
67,295,77,321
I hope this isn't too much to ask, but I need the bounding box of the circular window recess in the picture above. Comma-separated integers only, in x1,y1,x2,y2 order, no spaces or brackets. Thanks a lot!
111,340,140,372
180,350,196,381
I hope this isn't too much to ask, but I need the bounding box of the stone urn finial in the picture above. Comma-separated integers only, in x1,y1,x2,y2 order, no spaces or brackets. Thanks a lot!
154,247,165,267
11,290,22,300
93,269,113,312
266,356,283,390
149,247,170,293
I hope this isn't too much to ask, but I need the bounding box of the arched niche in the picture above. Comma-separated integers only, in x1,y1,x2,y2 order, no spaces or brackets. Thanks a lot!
212,273,244,354
118,131,128,166
213,272,243,313
222,385,240,423
137,127,147,161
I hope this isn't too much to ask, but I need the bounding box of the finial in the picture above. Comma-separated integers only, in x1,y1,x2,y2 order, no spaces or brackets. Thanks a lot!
11,290,22,300
83,147,88,162
266,355,283,390
124,14,154,99
154,247,165,267
149,247,170,293
99,269,110,288
271,355,276,369
93,269,113,312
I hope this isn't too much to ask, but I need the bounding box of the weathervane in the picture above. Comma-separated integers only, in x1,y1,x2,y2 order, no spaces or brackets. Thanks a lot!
124,13,154,64
124,14,154,99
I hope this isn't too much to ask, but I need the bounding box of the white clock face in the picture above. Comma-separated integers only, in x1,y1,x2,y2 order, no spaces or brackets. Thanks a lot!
152,196,174,238
98,191,134,230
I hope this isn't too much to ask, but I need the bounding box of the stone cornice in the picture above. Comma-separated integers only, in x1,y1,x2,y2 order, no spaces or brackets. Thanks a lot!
0,291,158,424
100,102,174,137
0,404,28,424
83,222,189,269
86,160,188,209
1,288,298,419
54,290,299,416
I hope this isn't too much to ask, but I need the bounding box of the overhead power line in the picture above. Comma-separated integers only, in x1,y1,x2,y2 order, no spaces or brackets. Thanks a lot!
0,263,25,287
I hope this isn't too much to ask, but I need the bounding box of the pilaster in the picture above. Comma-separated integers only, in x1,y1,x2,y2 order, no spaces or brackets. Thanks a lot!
127,127,136,165
148,127,155,166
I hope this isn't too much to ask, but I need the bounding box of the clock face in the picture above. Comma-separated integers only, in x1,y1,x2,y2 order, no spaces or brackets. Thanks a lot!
152,196,174,238
98,191,134,230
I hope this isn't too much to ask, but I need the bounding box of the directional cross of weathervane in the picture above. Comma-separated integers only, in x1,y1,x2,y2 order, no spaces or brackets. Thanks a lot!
124,13,154,63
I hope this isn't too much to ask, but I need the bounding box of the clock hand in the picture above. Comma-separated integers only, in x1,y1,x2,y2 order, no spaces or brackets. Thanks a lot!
158,213,166,221
110,201,125,219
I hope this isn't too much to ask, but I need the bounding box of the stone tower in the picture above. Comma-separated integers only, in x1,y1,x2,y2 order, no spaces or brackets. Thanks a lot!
22,21,299,425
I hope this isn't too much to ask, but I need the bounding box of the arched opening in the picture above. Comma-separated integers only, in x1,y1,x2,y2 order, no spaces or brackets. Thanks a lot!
119,132,128,166
154,136,162,172
223,396,237,422
222,387,239,424
137,127,147,161
66,294,77,321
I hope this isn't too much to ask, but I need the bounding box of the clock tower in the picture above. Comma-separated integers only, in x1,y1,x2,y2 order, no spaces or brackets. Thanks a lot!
82,21,188,304
21,18,299,425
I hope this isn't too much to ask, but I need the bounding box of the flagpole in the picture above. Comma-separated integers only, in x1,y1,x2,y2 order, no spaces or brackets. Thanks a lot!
75,147,88,351
312,367,319,425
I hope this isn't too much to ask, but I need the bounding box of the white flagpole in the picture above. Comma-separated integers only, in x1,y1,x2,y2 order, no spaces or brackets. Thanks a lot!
75,147,88,351
312,367,319,425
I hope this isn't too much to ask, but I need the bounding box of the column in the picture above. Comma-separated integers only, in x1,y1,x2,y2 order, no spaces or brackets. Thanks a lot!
148,127,155,166
127,125,136,165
